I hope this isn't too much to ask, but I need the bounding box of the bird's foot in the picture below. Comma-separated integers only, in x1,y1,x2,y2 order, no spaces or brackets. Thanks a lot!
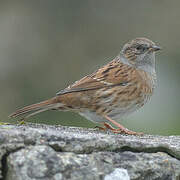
96,122,143,136
112,127,144,136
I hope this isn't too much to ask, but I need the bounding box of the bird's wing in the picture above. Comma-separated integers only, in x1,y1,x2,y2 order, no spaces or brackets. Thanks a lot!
56,60,133,95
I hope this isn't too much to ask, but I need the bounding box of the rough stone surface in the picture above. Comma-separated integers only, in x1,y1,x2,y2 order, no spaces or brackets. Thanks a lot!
0,124,179,180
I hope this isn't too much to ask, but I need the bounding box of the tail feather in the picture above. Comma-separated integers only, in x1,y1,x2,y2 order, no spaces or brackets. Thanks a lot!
9,97,58,119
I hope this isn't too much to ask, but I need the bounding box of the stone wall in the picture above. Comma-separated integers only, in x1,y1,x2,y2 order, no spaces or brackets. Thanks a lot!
0,124,179,180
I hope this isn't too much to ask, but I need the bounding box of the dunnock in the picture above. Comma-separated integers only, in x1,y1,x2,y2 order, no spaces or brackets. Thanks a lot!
9,37,161,135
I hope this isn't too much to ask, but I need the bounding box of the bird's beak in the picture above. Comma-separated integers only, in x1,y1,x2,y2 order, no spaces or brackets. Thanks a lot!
149,45,161,52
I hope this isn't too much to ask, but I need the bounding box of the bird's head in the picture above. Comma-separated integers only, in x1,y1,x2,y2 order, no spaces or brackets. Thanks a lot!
121,38,161,71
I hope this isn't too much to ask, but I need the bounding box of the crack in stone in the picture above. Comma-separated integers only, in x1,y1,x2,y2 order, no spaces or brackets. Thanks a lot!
48,143,179,160
1,152,8,180
116,146,179,160
0,147,25,180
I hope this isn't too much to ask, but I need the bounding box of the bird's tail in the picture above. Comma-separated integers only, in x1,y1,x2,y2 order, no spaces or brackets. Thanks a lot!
9,97,60,120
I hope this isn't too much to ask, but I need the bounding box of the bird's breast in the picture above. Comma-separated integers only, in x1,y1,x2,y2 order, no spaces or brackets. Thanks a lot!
92,71,155,119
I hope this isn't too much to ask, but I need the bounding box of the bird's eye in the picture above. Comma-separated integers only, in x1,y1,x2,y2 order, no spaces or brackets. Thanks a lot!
136,44,146,51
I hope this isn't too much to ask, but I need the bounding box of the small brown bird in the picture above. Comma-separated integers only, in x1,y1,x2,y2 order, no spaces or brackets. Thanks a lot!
9,38,161,135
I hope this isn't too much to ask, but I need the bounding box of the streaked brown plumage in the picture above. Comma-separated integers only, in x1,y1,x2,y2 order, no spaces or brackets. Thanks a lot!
9,38,161,135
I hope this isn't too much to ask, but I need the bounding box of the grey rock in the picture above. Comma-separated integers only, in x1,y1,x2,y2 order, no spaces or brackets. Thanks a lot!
104,168,130,180
0,124,179,180
7,145,63,180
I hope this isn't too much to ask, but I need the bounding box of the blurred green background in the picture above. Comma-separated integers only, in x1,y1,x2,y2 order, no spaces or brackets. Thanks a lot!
1,0,180,135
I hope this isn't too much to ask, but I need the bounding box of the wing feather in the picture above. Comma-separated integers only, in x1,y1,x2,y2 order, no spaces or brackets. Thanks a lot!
56,59,131,95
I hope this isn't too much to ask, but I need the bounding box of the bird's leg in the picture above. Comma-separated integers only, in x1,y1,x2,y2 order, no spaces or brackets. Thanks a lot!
94,125,106,131
103,122,117,130
94,122,116,131
103,115,143,135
